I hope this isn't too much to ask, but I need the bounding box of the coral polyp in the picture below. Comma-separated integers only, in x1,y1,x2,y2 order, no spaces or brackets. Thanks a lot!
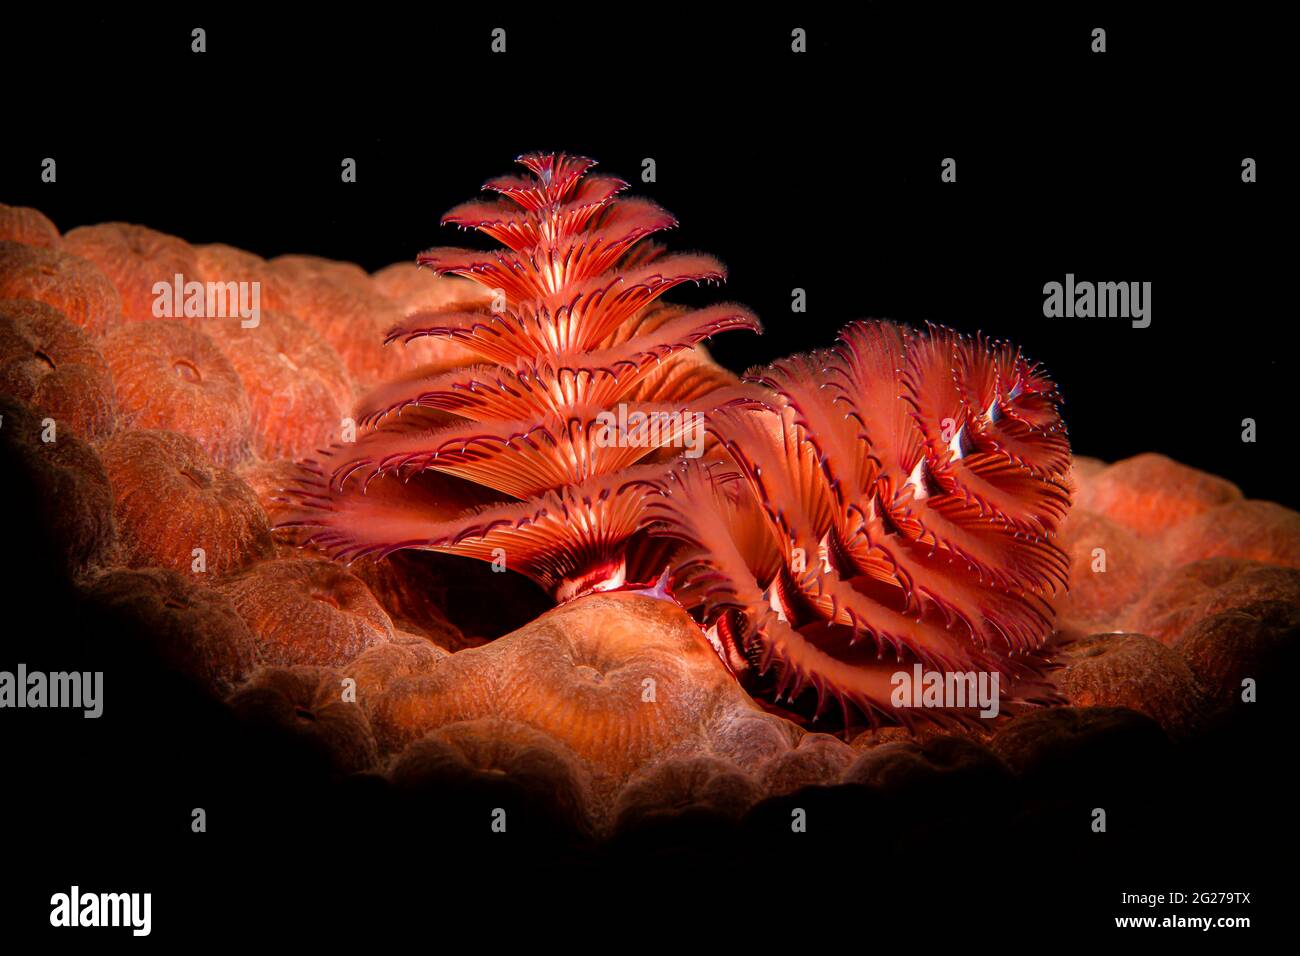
646,321,1073,727
281,153,760,598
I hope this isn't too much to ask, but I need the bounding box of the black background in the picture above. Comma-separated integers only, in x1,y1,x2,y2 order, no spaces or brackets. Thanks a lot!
1,6,1289,944
3,7,1290,506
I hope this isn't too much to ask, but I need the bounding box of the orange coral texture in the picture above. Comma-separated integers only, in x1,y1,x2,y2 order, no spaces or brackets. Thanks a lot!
1,194,1297,838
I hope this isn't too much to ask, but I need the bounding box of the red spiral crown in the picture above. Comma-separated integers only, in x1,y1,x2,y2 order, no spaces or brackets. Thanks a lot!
647,320,1072,726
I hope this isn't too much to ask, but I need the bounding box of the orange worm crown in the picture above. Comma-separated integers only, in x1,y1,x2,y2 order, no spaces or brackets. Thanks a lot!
278,153,762,597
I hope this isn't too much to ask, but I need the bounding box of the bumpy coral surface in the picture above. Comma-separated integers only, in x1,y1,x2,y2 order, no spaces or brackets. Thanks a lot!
0,241,122,337
364,589,791,819
227,665,380,775
99,429,272,576
199,309,353,461
62,223,200,324
216,557,393,667
83,566,262,695
0,298,115,440
0,394,116,577
0,202,61,248
101,320,253,465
